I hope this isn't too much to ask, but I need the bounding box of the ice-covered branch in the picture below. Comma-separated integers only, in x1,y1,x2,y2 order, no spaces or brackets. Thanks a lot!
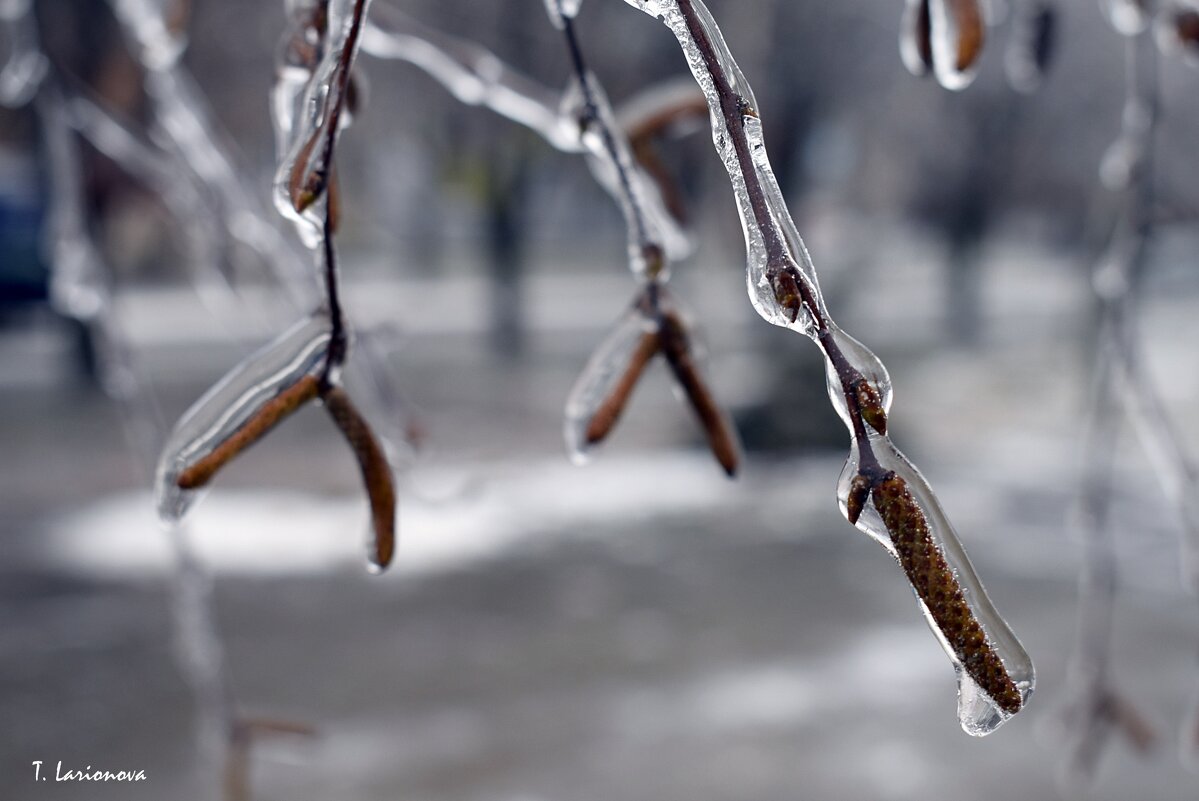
362,2,580,152
372,1,734,470
157,0,398,576
546,2,739,472
617,0,1033,734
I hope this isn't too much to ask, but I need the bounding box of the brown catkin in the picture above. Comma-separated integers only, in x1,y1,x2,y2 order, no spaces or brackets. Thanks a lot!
659,311,740,477
585,332,660,446
871,472,1023,714
949,0,986,73
322,387,397,570
177,374,321,490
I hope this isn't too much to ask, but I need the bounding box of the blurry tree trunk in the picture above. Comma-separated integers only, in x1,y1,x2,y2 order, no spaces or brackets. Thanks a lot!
484,141,530,360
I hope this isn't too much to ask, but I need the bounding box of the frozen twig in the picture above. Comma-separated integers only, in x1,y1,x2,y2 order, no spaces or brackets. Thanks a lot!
160,0,400,574
618,0,1033,734
551,2,740,472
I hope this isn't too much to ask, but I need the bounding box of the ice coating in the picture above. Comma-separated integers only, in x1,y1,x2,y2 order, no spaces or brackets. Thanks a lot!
362,4,689,269
621,0,1033,733
564,305,657,462
362,3,581,152
544,0,585,30
0,0,47,108
106,0,319,307
564,72,690,274
272,0,372,248
155,316,332,524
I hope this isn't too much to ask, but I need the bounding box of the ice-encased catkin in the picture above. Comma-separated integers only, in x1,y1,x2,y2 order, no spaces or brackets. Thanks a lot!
565,304,658,461
155,316,332,523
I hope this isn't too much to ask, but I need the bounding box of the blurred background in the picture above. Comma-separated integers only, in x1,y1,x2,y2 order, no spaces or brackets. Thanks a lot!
2,0,1199,799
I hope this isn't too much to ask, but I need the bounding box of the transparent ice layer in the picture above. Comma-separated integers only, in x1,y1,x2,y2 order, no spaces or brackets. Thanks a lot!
564,73,690,275
155,316,332,524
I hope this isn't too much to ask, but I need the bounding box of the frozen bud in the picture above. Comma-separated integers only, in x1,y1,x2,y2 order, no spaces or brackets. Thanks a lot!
846,474,872,525
855,379,888,435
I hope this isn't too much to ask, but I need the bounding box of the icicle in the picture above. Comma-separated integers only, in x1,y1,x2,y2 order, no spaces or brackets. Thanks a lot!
620,0,1033,733
1100,0,1152,36
155,316,332,524
836,442,1035,735
0,0,47,108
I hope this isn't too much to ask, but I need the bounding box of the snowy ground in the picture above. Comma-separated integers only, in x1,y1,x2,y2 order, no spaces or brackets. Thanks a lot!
2,233,1198,800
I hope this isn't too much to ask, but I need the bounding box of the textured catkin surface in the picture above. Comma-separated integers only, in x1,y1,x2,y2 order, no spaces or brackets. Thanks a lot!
872,473,1022,714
